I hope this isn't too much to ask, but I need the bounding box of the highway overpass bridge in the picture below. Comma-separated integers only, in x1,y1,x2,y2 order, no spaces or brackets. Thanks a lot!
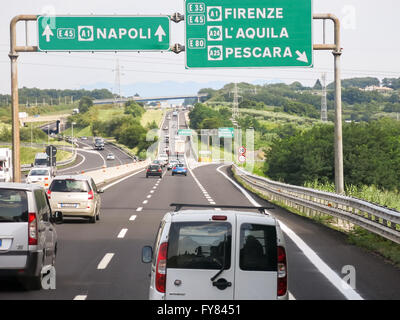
93,93,207,105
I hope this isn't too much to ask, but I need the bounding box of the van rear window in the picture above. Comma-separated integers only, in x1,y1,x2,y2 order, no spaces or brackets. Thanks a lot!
0,189,28,222
239,224,277,271
167,222,231,270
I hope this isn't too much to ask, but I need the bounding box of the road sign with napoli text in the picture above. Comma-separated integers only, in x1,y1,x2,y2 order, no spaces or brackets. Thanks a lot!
185,0,312,68
37,16,170,51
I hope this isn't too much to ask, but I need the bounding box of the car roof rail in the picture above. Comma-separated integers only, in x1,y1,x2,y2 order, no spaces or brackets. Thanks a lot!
170,203,274,215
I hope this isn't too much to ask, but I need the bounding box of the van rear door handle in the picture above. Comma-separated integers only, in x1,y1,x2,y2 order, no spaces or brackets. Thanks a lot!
212,278,232,290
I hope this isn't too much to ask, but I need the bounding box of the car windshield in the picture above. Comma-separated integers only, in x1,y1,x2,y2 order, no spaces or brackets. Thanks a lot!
0,189,28,222
29,169,49,176
149,165,160,170
108,154,113,156
177,163,185,167
50,179,89,193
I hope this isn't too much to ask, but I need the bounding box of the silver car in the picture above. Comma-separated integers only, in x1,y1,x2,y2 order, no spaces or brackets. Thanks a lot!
47,175,103,223
0,183,62,290
26,167,53,189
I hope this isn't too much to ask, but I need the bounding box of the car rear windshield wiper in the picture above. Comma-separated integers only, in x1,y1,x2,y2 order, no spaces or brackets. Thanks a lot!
210,235,227,282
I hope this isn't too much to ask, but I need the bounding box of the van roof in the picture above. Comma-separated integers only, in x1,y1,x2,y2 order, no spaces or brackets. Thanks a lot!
35,153,48,159
0,182,43,191
167,209,277,226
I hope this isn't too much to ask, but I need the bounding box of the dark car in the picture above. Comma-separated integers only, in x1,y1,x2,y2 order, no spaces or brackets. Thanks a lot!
146,164,163,178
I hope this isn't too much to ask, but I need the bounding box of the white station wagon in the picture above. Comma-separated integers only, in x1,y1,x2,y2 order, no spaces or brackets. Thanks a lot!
142,204,288,300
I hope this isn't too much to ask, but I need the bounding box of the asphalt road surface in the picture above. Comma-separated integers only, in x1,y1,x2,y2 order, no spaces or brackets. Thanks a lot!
2,111,399,300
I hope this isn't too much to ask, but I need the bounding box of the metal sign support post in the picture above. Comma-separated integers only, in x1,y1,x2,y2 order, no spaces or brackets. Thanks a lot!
9,15,38,182
313,14,343,194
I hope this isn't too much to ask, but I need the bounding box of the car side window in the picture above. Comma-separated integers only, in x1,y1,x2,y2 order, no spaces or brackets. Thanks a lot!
34,190,45,221
41,190,51,222
90,179,98,193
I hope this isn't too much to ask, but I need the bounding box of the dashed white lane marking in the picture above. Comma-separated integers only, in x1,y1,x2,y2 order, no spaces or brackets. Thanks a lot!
209,201,216,204
136,207,143,212
150,190,155,193
216,164,364,301
117,228,128,239
129,215,137,221
143,200,148,204
147,195,152,199
73,295,87,300
153,186,157,189
97,253,114,270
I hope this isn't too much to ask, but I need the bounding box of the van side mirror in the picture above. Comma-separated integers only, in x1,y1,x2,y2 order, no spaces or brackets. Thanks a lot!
51,211,63,224
142,246,153,263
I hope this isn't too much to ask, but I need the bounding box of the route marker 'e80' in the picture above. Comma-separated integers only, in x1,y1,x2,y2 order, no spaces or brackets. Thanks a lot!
37,16,170,51
185,0,313,68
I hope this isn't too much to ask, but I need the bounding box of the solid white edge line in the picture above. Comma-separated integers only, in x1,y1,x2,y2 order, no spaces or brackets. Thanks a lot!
117,228,128,239
97,253,114,270
216,164,364,301
102,169,145,191
73,295,87,300
58,152,86,172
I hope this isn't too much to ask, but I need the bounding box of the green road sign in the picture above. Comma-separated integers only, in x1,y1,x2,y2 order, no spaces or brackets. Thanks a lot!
218,127,234,138
37,16,170,51
185,0,312,68
178,129,193,136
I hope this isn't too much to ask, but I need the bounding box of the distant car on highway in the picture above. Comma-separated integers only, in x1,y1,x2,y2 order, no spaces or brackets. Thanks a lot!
146,164,163,179
26,167,53,189
47,175,103,223
0,183,62,290
167,160,179,171
81,136,88,140
142,203,288,300
106,153,115,161
171,163,187,176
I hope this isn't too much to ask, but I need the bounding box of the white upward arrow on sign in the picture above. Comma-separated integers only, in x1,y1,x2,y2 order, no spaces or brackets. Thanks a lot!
295,50,308,63
42,25,54,42
154,25,166,42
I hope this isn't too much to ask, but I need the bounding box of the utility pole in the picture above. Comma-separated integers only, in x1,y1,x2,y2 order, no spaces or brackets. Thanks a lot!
321,73,328,122
113,58,124,107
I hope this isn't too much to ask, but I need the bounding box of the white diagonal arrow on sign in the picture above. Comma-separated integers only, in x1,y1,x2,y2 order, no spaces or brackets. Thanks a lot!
42,25,54,42
295,50,308,63
154,25,166,42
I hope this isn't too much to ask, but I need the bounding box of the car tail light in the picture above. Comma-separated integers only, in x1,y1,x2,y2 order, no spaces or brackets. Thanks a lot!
155,242,168,293
147,169,150,172
173,167,176,170
158,169,162,172
277,246,287,297
28,213,38,245
46,189,51,199
88,190,94,200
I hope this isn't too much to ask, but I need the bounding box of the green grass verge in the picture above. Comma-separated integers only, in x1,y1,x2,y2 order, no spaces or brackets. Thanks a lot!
141,109,164,128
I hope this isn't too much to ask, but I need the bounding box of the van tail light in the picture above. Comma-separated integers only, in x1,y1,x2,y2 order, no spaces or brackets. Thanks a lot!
158,169,162,172
277,246,287,297
88,190,94,200
28,213,38,245
46,189,51,199
155,242,168,293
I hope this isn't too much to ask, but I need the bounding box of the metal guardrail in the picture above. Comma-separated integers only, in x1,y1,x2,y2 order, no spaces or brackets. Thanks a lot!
232,164,400,244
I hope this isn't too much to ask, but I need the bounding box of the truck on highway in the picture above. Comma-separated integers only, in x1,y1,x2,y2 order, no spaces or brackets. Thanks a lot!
94,137,105,150
0,148,13,182
34,152,57,176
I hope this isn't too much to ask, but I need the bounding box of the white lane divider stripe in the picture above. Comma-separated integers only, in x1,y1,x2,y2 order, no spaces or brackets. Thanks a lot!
129,215,137,221
147,195,152,198
136,207,143,212
97,253,114,270
73,295,87,300
143,200,148,204
216,164,364,301
117,228,128,238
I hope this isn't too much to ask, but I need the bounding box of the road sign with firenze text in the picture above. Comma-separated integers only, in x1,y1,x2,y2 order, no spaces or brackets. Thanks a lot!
185,0,313,68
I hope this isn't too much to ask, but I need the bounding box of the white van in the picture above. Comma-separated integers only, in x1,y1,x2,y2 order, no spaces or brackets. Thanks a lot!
142,204,288,300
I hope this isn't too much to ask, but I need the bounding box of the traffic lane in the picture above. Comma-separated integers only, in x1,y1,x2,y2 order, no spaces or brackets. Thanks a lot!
58,148,105,175
192,163,349,300
197,164,400,300
0,168,154,299
87,163,208,299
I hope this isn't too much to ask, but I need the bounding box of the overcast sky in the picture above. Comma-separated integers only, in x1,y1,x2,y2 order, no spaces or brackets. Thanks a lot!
1,0,399,95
